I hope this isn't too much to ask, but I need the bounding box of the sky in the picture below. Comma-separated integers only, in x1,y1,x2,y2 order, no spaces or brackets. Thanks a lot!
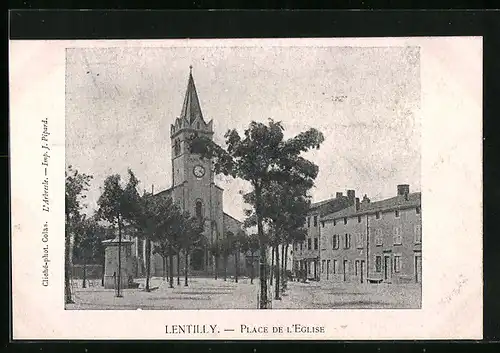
66,45,421,221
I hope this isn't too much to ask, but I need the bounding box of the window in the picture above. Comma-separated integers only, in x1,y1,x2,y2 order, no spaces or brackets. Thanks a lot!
314,238,318,250
393,227,402,245
300,242,303,251
333,259,339,274
332,234,340,249
414,224,422,243
327,260,331,274
307,239,312,250
344,233,351,249
314,216,318,227
356,233,364,249
376,212,381,219
416,206,421,215
375,229,383,246
355,260,360,276
174,139,181,156
321,260,325,273
126,246,132,257
307,217,310,228
197,122,200,129
321,221,325,228
394,254,402,273
343,217,347,225
195,200,203,219
358,216,361,223
333,219,336,226
343,260,349,275
375,256,382,272
395,210,400,218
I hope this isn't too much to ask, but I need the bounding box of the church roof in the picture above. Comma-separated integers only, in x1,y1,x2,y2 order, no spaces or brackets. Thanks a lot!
180,68,204,124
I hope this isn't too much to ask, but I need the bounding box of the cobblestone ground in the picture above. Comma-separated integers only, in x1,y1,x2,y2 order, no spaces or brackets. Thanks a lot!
66,277,421,310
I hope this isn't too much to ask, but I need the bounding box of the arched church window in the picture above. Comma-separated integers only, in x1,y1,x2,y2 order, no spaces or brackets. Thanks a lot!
195,200,203,219
174,139,181,156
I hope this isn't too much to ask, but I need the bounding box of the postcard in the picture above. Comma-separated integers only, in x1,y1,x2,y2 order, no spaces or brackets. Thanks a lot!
10,37,482,339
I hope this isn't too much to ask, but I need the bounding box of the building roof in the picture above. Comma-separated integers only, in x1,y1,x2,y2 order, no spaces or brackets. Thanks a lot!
223,212,243,226
180,69,204,124
322,192,421,221
308,196,352,217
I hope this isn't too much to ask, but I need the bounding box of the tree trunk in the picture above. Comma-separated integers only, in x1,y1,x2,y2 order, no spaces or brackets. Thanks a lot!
224,255,228,281
235,250,239,283
274,245,280,300
255,184,267,309
82,259,87,288
250,251,255,284
101,249,105,287
281,243,285,293
177,251,180,286
284,243,289,289
270,244,274,286
168,246,174,289
162,255,166,281
184,249,189,286
145,239,151,292
65,214,74,304
117,213,122,297
214,254,219,280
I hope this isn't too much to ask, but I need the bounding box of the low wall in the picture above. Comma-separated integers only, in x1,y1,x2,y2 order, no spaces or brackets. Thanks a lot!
71,264,103,279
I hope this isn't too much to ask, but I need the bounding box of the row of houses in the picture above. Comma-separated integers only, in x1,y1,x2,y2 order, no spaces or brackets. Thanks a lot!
293,184,422,284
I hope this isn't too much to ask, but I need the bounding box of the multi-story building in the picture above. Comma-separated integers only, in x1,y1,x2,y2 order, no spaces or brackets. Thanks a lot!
319,184,422,284
292,191,356,281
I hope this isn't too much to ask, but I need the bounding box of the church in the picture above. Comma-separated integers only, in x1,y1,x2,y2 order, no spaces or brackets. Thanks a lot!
132,68,246,278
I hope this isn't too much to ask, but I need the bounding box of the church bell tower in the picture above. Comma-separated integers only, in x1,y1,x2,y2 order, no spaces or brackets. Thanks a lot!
169,67,223,273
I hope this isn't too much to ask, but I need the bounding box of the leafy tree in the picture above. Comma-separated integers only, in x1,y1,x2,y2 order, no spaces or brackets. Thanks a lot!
190,119,323,308
220,231,236,281
209,240,222,280
127,184,187,292
178,213,205,286
240,233,259,284
96,170,138,297
65,165,93,304
243,179,312,299
72,215,105,288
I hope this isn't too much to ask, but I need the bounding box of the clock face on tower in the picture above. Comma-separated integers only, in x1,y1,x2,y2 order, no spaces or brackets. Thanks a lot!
193,165,206,178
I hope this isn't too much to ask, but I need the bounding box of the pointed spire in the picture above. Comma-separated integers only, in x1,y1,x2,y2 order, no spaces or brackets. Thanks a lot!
180,66,204,124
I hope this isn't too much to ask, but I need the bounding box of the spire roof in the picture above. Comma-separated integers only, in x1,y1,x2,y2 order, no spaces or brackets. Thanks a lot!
180,67,204,124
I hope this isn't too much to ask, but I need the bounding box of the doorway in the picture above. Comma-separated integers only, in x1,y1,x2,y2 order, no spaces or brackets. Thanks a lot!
360,260,365,283
384,255,392,282
415,254,422,283
191,248,205,271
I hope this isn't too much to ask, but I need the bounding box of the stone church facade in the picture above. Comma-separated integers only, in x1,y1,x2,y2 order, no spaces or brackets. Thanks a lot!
131,68,246,278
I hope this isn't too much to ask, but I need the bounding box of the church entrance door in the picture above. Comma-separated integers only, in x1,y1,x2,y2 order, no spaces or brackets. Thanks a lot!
191,248,205,271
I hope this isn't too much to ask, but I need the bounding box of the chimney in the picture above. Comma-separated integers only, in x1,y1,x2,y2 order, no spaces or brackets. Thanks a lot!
347,189,355,206
355,197,360,211
336,192,343,199
397,184,410,200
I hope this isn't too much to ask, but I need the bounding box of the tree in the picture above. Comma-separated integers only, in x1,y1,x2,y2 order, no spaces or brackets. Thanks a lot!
233,230,246,283
65,165,93,304
220,231,236,281
72,215,105,288
209,240,221,280
190,119,323,308
179,213,205,286
240,233,259,284
96,171,138,297
243,179,312,300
